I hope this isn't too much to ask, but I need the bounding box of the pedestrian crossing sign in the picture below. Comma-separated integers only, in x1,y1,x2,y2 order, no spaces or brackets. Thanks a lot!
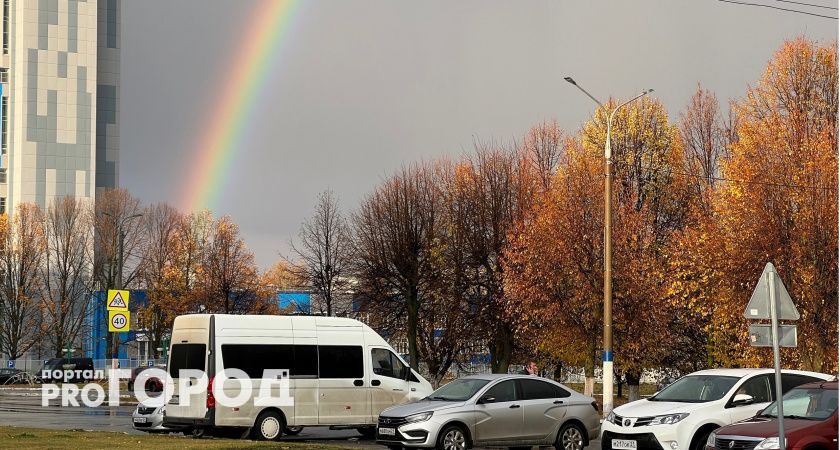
107,289,129,311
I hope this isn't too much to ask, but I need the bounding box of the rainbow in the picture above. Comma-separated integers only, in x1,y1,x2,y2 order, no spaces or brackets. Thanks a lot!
181,0,300,211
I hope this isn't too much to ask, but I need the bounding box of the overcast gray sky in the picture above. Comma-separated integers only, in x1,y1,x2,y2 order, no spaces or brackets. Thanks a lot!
120,0,837,269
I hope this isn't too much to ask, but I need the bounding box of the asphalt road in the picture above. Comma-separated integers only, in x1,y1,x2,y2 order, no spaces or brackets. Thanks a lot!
0,389,601,449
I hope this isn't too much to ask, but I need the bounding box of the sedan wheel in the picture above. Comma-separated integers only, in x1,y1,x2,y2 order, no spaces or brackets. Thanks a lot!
438,426,467,450
557,423,584,450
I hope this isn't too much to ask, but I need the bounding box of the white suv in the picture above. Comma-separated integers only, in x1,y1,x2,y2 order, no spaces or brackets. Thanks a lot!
600,368,832,450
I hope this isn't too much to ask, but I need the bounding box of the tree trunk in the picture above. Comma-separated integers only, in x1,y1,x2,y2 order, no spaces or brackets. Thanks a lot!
406,289,419,370
553,361,563,381
583,341,595,396
489,324,513,373
626,370,641,402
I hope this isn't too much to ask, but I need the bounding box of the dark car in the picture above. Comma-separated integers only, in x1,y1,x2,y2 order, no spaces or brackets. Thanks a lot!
35,357,95,383
129,365,165,392
0,368,25,384
706,381,838,450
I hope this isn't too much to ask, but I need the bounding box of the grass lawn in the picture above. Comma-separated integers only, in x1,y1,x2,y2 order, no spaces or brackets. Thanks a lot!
0,427,355,450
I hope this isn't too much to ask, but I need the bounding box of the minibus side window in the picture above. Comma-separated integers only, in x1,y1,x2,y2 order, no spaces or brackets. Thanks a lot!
371,348,408,380
169,344,206,378
318,345,363,379
221,344,318,378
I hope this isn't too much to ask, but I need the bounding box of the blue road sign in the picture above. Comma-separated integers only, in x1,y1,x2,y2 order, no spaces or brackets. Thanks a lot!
147,361,153,367
6,360,13,368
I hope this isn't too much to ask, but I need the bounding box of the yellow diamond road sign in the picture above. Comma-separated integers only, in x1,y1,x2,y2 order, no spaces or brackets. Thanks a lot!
107,289,129,311
109,310,130,333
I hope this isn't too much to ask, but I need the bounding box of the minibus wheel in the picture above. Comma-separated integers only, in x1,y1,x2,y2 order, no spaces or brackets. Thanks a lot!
190,427,206,439
252,410,285,441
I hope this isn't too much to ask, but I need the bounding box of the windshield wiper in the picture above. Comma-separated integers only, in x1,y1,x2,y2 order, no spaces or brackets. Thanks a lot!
429,395,451,401
785,414,817,420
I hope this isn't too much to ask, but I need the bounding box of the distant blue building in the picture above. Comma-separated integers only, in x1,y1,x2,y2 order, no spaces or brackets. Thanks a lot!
277,291,311,314
84,290,147,360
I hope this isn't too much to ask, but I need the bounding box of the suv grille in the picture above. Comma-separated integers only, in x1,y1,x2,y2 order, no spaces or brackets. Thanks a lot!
378,416,407,427
611,414,657,427
715,438,761,450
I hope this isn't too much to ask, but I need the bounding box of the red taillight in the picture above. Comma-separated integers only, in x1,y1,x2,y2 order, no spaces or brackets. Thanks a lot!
591,401,599,412
206,377,216,409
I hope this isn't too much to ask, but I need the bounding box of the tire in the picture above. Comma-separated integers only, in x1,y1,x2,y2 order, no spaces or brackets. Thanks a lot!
437,424,468,450
691,429,714,450
190,427,206,439
251,410,285,441
357,426,376,439
284,426,304,435
555,422,585,450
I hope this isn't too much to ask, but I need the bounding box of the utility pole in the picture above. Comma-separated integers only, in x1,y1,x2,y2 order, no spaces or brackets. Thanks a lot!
564,77,652,417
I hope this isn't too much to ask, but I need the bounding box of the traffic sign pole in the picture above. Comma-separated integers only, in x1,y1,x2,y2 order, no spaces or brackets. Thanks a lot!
768,270,785,450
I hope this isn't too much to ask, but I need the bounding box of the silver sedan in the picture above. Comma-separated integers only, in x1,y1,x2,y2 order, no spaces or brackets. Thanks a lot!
376,374,600,450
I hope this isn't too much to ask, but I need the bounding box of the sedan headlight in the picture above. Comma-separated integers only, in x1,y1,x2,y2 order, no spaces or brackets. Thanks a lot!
755,437,785,450
605,411,615,424
706,431,716,447
405,411,433,423
649,413,689,425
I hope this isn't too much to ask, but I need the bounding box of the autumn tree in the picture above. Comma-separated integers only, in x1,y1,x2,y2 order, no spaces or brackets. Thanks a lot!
39,196,94,357
0,204,46,359
262,259,309,314
504,137,603,394
198,216,266,314
292,190,354,316
136,203,184,358
93,188,144,290
93,188,144,360
520,120,565,191
709,37,838,372
353,164,441,370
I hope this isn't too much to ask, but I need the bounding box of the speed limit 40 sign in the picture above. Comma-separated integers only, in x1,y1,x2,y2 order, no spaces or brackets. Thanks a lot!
108,310,130,333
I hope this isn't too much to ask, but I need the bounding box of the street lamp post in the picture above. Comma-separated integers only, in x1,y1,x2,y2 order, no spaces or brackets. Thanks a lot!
103,212,143,370
564,77,652,417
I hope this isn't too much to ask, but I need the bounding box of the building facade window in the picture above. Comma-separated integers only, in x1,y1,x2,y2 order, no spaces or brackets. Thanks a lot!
2,0,8,55
1,96,7,154
0,197,6,214
0,68,7,83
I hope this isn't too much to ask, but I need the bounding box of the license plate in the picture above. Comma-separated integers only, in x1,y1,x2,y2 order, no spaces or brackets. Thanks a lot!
612,439,637,450
133,417,147,424
379,427,395,436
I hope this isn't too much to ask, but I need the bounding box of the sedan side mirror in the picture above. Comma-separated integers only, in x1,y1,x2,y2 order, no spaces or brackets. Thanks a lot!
732,394,754,406
478,396,496,404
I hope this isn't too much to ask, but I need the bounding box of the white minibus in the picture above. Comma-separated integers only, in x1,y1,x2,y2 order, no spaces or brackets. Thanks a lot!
162,314,433,440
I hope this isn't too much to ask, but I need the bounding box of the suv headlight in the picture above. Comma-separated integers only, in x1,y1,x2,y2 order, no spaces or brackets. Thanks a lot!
649,413,689,425
755,438,785,450
405,412,433,423
706,431,716,447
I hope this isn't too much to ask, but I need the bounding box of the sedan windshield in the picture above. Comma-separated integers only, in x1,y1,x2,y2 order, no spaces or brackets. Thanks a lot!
761,388,837,421
427,378,490,401
650,375,739,403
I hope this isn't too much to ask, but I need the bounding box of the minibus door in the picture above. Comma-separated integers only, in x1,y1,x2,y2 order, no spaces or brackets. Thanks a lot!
369,347,411,417
317,345,370,425
167,342,209,421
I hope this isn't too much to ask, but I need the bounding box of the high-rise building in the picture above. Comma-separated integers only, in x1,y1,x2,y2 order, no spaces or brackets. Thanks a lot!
0,0,119,214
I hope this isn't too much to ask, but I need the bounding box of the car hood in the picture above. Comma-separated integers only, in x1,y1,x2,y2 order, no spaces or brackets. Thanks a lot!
381,399,467,417
716,416,824,438
614,398,707,417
